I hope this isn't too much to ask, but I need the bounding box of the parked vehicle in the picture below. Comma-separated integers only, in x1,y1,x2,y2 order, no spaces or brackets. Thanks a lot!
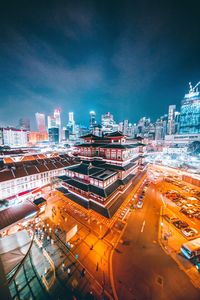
180,208,196,218
181,238,200,259
181,227,198,237
162,214,178,223
173,220,189,229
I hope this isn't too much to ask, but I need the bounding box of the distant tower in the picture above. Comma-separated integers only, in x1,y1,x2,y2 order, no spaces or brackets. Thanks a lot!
35,113,46,132
167,105,176,135
123,119,129,135
69,112,74,123
68,112,76,135
53,108,61,142
101,112,118,134
54,108,61,129
89,111,96,130
47,115,56,129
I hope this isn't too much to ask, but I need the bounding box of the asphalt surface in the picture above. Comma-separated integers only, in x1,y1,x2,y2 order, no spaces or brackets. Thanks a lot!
113,184,200,300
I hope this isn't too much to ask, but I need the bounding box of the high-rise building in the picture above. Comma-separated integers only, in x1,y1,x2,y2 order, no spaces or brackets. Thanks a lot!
137,117,151,136
68,112,74,123
101,112,118,134
155,121,163,141
54,108,61,129
174,111,180,133
123,119,129,135
47,115,56,129
179,82,200,134
48,127,59,143
35,113,46,132
67,112,76,135
69,112,73,123
19,118,30,131
167,105,176,135
53,108,61,142
155,115,168,140
89,111,96,130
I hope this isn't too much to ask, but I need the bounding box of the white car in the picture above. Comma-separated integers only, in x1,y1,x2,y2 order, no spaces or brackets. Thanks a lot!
181,227,198,237
137,201,143,209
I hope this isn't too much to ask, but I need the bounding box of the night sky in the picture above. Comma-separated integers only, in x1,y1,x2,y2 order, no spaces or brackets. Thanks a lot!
0,0,200,129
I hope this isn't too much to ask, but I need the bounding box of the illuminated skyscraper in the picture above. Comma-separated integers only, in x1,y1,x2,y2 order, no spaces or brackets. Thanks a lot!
167,105,176,135
89,111,96,130
69,112,74,123
67,112,75,135
35,113,46,132
123,119,129,135
54,108,61,129
179,82,200,134
48,127,59,143
155,115,168,140
101,112,118,133
47,115,56,129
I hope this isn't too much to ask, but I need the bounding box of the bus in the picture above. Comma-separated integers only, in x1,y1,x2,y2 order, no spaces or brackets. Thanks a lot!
180,238,200,259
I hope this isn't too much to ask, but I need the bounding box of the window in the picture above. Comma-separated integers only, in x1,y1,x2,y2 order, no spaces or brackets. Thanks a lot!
111,151,116,159
99,182,103,188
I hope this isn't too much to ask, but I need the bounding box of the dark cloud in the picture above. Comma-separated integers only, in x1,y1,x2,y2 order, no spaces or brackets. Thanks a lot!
0,0,200,128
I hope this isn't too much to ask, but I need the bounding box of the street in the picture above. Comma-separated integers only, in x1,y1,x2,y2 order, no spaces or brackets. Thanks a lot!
113,184,200,300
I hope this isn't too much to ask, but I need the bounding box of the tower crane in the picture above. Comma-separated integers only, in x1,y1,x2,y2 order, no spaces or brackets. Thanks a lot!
189,81,200,93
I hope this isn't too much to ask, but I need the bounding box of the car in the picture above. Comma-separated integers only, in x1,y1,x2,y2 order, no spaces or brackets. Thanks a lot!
185,204,194,208
195,213,200,220
172,220,189,229
180,208,195,218
175,201,184,207
163,214,178,223
137,201,143,208
181,227,198,237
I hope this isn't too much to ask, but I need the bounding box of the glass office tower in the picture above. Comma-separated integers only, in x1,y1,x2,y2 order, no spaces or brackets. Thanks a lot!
179,83,200,134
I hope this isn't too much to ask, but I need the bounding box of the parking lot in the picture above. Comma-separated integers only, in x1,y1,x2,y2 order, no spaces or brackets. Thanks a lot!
156,178,200,240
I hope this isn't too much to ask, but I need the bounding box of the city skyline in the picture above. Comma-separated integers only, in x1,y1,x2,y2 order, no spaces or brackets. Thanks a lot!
0,0,200,127
0,80,195,131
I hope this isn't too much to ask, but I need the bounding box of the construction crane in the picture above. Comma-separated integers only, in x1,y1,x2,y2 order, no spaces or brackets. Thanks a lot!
189,81,200,93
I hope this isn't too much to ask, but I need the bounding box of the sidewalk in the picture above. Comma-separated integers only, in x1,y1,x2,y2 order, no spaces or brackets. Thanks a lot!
34,224,112,299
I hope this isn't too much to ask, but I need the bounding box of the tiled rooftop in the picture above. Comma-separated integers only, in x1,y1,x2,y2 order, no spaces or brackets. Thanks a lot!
0,154,77,183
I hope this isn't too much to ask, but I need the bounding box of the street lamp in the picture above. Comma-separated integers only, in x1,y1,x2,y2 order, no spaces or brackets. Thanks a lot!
160,221,164,241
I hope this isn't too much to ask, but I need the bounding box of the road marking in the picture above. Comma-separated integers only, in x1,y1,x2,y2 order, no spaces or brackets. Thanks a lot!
190,220,196,225
141,220,146,233
122,208,130,221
